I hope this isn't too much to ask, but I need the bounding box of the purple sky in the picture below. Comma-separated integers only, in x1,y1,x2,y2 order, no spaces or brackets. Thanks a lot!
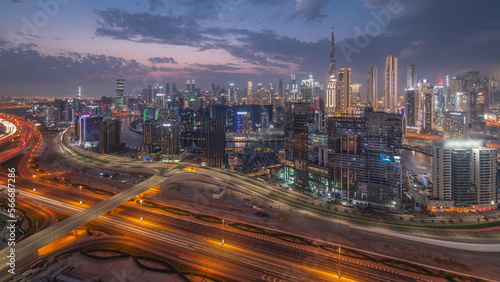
1,0,499,98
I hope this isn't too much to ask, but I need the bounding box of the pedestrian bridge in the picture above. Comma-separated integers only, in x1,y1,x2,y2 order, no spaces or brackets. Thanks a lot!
0,170,241,276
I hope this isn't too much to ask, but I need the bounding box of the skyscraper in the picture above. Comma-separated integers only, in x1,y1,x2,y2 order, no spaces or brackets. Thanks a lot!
367,66,378,109
329,25,336,76
328,108,403,206
336,68,352,113
98,119,126,153
116,79,125,110
247,81,253,104
406,64,417,89
326,24,337,116
422,92,433,134
205,119,226,169
405,88,416,127
385,55,398,112
290,75,298,102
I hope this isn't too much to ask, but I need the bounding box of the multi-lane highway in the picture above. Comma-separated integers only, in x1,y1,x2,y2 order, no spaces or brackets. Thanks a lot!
1,113,499,281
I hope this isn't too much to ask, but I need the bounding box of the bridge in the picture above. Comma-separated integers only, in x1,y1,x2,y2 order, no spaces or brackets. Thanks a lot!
0,169,244,274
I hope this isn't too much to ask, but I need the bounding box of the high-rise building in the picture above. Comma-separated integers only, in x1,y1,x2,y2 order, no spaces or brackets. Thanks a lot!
367,66,378,109
160,122,181,157
326,24,337,116
405,88,416,127
301,75,315,103
385,55,398,112
205,119,226,168
290,75,299,102
406,64,417,89
247,81,253,104
116,79,125,110
165,83,171,95
329,25,336,77
77,115,102,148
328,107,403,206
350,83,362,105
443,111,469,139
336,68,352,113
142,120,161,154
147,85,153,104
186,80,191,93
422,92,433,134
432,140,497,210
98,119,126,153
228,83,236,105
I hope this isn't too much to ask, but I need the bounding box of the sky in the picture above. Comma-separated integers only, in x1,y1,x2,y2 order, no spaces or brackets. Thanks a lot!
0,0,499,98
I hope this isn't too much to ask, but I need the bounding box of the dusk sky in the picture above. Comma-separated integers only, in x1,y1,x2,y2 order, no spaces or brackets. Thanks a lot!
1,0,499,98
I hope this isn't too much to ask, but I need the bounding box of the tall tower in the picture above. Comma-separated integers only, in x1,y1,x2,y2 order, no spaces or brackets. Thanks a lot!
291,75,298,102
336,68,351,113
406,64,417,89
326,24,337,115
116,79,125,110
247,81,253,104
385,55,398,112
329,25,336,77
367,66,378,108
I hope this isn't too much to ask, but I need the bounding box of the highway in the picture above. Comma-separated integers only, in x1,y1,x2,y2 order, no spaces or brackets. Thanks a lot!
5,189,433,282
1,113,499,281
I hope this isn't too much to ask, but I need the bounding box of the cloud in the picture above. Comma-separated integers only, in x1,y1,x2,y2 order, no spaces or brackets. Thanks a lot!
0,44,149,83
292,0,329,22
147,0,164,11
148,56,178,64
93,9,329,75
10,0,28,4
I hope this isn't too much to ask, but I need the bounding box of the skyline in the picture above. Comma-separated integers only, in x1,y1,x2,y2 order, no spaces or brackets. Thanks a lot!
1,0,500,97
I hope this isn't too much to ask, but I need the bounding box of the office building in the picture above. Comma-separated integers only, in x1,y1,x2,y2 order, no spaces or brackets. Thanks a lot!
98,119,126,153
329,107,403,207
405,89,416,127
367,66,378,109
385,55,398,112
116,79,125,110
142,120,161,154
406,64,417,89
77,115,102,148
336,68,352,113
205,119,226,168
422,92,433,134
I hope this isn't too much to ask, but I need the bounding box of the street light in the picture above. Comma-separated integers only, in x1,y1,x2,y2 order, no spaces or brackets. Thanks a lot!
140,200,143,222
79,186,82,205
222,218,225,245
338,246,341,279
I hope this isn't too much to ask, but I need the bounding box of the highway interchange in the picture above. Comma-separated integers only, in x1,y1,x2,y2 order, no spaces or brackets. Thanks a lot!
1,112,499,281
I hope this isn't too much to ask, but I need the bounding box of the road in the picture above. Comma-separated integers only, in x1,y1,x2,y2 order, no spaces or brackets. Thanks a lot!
1,113,499,281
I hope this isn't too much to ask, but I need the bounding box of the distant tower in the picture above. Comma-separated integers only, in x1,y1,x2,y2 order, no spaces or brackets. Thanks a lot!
385,55,398,112
191,79,196,93
329,25,336,77
291,75,298,102
406,64,417,89
186,80,191,93
116,79,125,110
326,24,337,115
78,86,82,98
367,66,378,108
247,81,253,104
278,79,284,97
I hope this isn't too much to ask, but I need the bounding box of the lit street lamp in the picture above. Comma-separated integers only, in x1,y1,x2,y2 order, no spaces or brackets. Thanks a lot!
140,199,143,222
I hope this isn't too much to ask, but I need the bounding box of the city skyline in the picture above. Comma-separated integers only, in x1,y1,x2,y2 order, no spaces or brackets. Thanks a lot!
0,0,499,97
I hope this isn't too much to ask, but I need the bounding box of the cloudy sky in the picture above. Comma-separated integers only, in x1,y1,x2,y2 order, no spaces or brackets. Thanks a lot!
1,0,499,97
